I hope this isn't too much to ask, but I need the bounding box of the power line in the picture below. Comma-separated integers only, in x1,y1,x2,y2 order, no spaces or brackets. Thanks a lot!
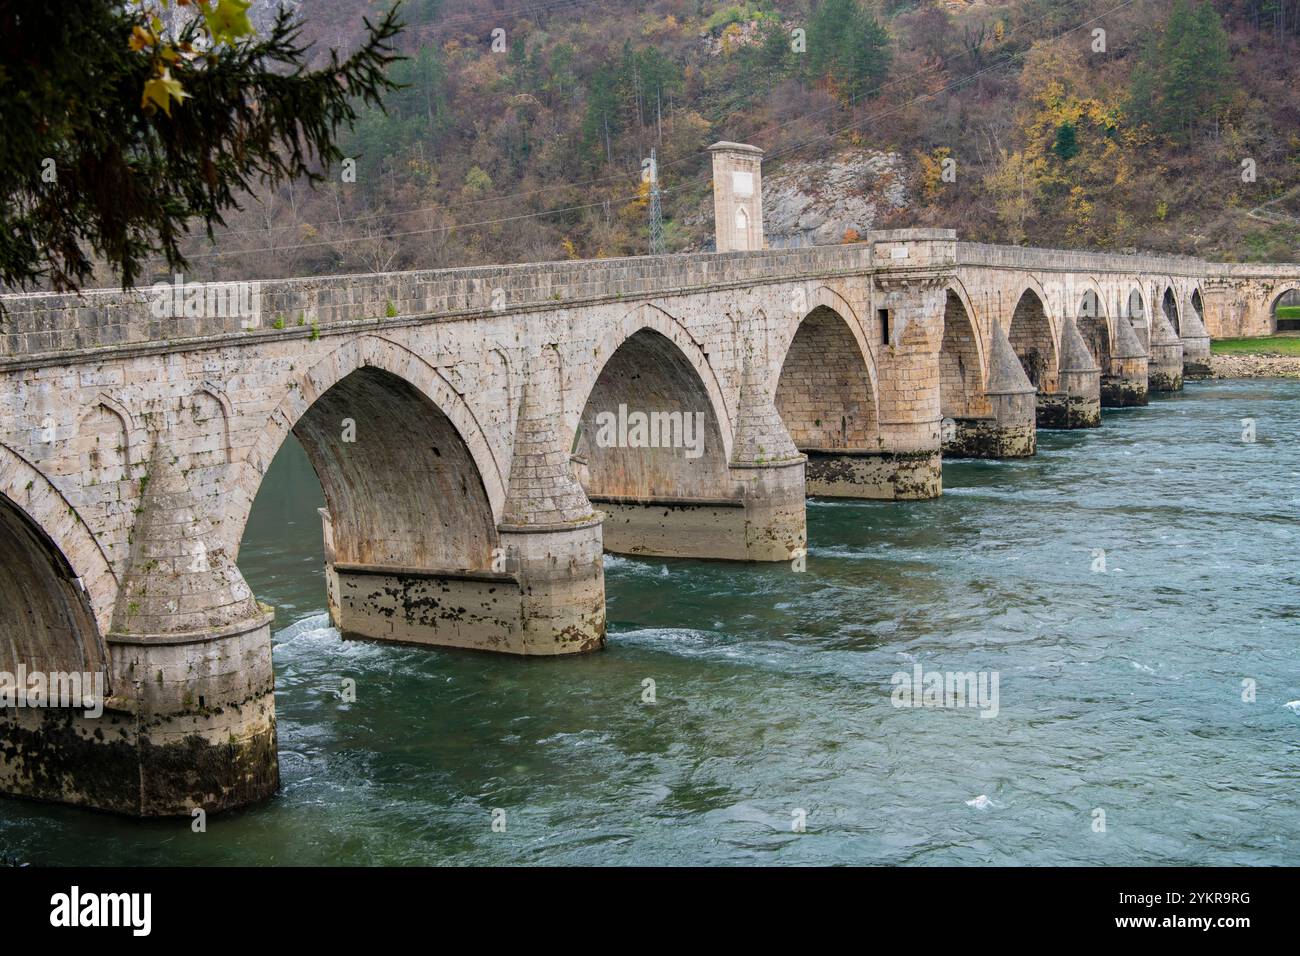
147,0,1140,266
184,0,1135,247
169,194,643,260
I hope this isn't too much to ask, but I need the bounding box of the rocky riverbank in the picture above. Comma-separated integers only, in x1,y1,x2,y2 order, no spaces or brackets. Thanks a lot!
1209,354,1300,379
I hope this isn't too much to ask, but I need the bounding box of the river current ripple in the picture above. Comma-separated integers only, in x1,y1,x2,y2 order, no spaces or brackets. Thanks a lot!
2,379,1297,865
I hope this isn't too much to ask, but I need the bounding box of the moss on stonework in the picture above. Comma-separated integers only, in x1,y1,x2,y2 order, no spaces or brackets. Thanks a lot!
137,722,279,816
805,449,942,499
0,709,148,815
0,703,280,817
1100,380,1149,407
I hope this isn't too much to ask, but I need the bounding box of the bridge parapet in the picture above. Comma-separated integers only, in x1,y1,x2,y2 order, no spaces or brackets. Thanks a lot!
0,245,871,362
956,242,1212,277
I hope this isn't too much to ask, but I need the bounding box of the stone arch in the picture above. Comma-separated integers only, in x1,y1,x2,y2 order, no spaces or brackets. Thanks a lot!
1124,284,1148,323
1008,283,1058,392
1077,280,1111,372
1121,284,1150,350
772,286,879,389
573,303,734,464
574,324,732,502
0,444,114,678
232,336,505,568
487,346,514,418
1189,286,1206,326
1161,284,1181,335
939,281,987,419
774,289,880,450
1270,284,1300,331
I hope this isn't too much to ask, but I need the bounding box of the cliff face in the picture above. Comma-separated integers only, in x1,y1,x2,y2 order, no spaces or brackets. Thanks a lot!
762,150,908,248
164,0,1300,282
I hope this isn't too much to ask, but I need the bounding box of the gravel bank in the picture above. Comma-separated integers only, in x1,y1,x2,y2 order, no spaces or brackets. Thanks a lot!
1209,354,1300,379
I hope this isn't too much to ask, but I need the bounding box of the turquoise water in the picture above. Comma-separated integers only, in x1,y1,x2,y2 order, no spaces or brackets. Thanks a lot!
2,379,1298,865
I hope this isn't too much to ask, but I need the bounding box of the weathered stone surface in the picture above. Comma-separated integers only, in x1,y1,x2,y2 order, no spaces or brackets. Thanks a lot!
1178,293,1213,377
1148,309,1185,392
1055,318,1102,429
2,145,1299,817
1102,315,1150,407
944,416,1035,459
710,142,765,253
945,322,1037,458
805,448,942,498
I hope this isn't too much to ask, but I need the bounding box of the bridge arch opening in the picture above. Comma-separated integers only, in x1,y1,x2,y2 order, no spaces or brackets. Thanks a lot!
1162,286,1180,335
1191,288,1205,327
238,362,500,649
290,365,497,571
0,492,105,685
1008,287,1057,391
1125,287,1147,326
1273,288,1300,331
575,327,731,502
774,305,879,449
939,290,986,420
1078,289,1110,371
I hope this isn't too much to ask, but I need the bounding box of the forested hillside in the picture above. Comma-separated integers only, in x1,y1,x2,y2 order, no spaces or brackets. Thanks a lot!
164,0,1300,282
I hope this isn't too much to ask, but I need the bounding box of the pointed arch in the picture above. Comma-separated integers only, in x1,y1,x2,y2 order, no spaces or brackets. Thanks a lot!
773,285,879,398
0,443,115,656
186,382,234,466
83,392,137,443
232,335,506,554
1124,284,1148,323
1076,277,1111,373
1161,283,1181,335
1008,282,1059,392
573,303,734,464
574,319,732,503
774,288,881,450
76,393,137,483
940,280,987,419
1189,286,1206,326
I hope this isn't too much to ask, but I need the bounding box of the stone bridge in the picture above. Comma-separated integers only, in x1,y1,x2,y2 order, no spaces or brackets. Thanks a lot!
1,143,1298,816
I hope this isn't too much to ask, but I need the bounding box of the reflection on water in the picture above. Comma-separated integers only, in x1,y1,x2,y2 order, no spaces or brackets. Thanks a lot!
2,380,1298,865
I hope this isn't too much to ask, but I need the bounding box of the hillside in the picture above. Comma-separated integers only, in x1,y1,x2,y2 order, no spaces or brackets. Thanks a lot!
161,0,1300,283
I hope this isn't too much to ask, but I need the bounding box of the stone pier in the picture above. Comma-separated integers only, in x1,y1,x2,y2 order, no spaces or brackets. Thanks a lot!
1102,315,1150,407
3,140,1300,815
943,322,1037,458
1055,317,1103,428
1148,310,1185,392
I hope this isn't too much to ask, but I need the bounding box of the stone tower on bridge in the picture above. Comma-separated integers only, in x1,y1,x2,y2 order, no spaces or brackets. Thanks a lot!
709,141,765,253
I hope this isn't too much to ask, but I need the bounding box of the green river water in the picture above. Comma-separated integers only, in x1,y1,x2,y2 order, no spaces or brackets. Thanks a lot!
2,378,1298,865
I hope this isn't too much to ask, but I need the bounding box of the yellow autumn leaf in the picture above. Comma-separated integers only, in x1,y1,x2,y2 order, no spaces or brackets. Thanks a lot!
202,0,255,46
142,68,188,116
129,25,154,51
